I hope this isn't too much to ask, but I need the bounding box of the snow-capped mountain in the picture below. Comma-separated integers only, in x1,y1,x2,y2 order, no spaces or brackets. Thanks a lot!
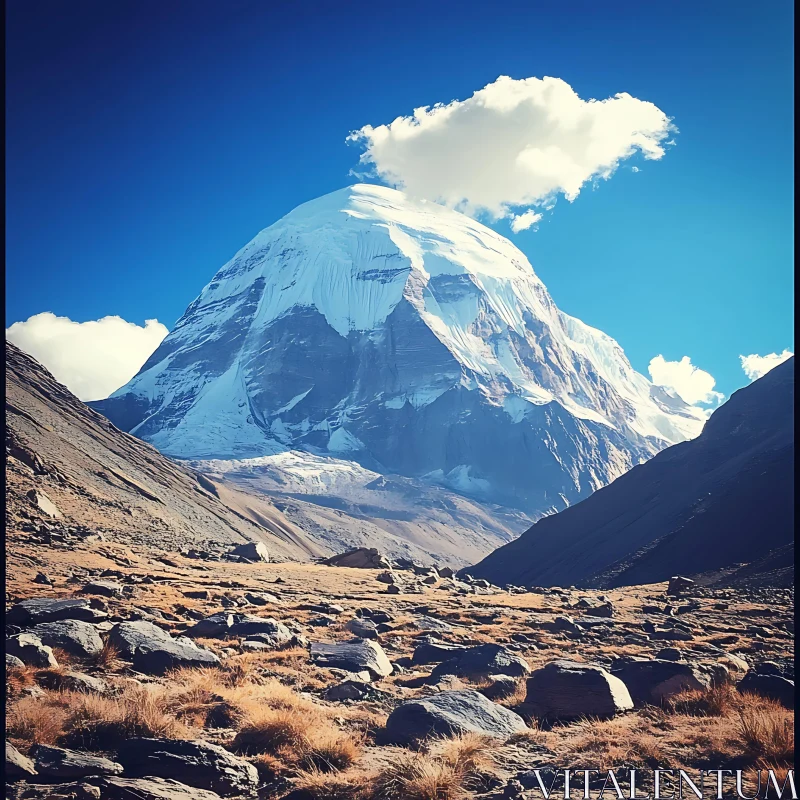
93,184,705,516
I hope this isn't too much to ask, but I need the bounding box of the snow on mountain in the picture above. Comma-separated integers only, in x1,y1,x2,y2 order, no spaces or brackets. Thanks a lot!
93,183,706,516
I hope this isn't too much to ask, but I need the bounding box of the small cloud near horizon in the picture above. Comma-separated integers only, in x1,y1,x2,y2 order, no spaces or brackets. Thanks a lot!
6,312,168,401
348,75,675,232
739,349,793,381
648,354,724,409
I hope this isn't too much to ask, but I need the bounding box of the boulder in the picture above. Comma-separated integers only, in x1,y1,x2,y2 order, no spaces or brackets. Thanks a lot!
524,660,633,720
97,777,224,800
310,639,393,678
108,621,220,675
229,541,269,563
27,488,62,519
414,616,453,632
6,598,107,626
432,643,530,679
32,744,122,778
666,576,695,597
7,652,25,669
6,633,58,667
31,620,104,658
655,648,684,661
438,567,455,579
609,658,708,705
117,738,258,797
37,670,108,694
412,640,467,665
323,547,389,569
376,571,396,584
81,580,124,598
186,612,235,638
345,618,379,639
6,741,37,778
737,672,794,708
480,675,521,700
324,679,373,701
383,689,528,745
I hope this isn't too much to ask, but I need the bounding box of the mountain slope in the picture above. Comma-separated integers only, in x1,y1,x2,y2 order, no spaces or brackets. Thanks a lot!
5,341,319,560
466,357,794,588
92,184,705,517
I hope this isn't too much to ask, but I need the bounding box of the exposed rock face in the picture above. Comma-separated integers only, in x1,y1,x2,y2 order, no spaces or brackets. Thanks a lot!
6,633,58,668
384,689,528,744
117,738,259,797
431,643,531,679
26,489,62,519
737,671,795,708
6,598,105,626
6,741,37,778
324,547,390,569
97,777,224,800
609,658,709,706
108,621,220,674
31,620,104,658
229,541,269,563
469,358,794,588
92,184,703,520
524,660,633,720
309,639,393,679
32,745,123,779
667,576,695,597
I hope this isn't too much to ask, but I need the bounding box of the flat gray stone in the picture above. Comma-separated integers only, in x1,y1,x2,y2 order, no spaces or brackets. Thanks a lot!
6,598,107,625
737,671,794,708
384,689,528,745
108,621,219,675
32,744,123,778
310,638,393,679
230,541,269,562
98,777,223,800
31,620,104,658
431,643,530,679
117,738,258,797
6,741,37,778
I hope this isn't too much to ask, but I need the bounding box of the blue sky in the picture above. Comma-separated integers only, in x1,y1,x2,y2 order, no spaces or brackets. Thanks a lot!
5,0,794,401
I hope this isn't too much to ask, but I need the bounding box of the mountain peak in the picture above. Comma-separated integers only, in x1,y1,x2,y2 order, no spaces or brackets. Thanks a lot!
93,186,706,515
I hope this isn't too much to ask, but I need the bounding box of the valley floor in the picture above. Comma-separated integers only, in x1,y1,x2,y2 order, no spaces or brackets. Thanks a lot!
4,515,794,799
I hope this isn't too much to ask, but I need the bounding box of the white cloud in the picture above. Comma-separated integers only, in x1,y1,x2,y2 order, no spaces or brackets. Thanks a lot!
739,349,793,381
348,75,674,232
648,355,724,407
510,209,543,233
6,312,168,402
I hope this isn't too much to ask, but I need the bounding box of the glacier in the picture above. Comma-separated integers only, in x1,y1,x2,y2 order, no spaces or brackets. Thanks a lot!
92,183,706,516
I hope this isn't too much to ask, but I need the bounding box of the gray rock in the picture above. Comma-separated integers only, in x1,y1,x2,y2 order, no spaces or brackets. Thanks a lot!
6,741,37,778
667,576,695,597
610,658,708,705
345,618,379,639
7,652,25,669
6,598,107,626
414,615,453,632
117,738,258,797
36,670,108,694
6,633,58,668
383,689,528,745
186,612,234,638
32,744,122,778
480,675,521,700
230,541,269,563
323,547,389,569
655,648,684,661
438,567,455,579
310,639,393,678
33,572,53,586
324,679,373,701
432,643,530,679
31,620,104,658
27,488,62,518
81,581,124,598
108,621,220,675
412,640,468,665
737,672,794,708
376,571,396,584
524,660,633,720
97,777,223,800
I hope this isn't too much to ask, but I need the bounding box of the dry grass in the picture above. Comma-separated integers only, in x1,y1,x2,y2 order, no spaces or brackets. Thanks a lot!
736,705,794,765
293,768,373,800
663,683,739,717
6,693,71,746
371,733,499,800
63,685,191,749
91,640,124,671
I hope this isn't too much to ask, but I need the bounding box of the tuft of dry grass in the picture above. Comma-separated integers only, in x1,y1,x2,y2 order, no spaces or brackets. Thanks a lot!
663,684,739,717
64,685,191,749
371,734,499,800
293,768,373,800
6,693,71,745
736,706,794,765
92,640,124,671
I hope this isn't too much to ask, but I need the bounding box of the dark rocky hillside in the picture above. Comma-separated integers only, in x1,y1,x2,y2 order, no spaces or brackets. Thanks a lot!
467,358,794,589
